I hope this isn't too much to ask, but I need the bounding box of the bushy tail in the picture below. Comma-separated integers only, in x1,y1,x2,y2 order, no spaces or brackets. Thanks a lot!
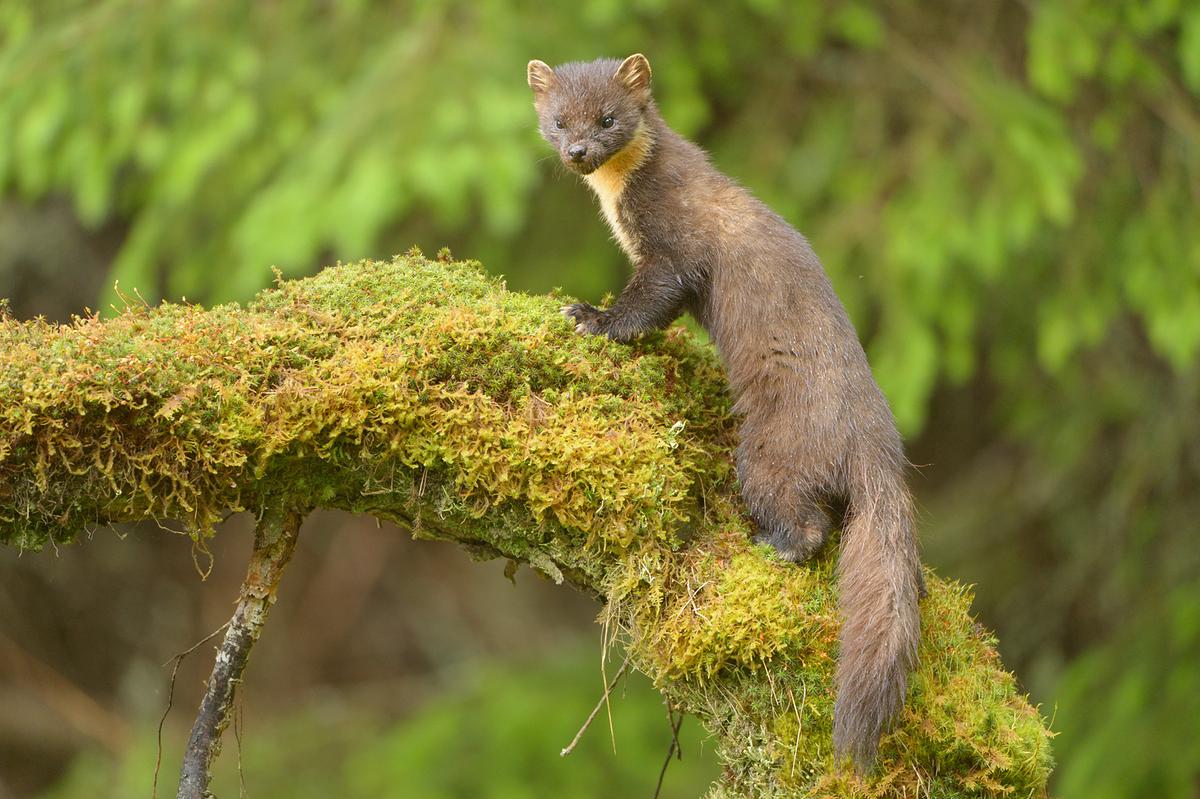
832,458,922,771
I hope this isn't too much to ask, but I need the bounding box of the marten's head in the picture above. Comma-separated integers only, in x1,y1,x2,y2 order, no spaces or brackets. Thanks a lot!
527,54,653,176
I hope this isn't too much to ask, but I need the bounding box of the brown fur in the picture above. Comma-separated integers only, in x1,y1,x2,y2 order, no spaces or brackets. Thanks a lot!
529,54,923,770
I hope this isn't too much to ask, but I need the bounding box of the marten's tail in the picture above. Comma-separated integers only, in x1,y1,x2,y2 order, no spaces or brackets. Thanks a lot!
833,456,922,771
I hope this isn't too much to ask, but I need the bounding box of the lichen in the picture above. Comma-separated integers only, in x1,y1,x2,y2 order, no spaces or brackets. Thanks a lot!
0,252,1052,796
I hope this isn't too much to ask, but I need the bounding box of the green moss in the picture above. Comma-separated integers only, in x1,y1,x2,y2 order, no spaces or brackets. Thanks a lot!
669,576,1054,798
0,254,1051,796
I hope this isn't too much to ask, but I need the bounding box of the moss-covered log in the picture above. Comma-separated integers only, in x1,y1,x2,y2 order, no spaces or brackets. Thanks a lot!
0,252,1052,797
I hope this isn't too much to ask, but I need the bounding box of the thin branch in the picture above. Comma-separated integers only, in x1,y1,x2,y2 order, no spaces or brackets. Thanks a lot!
176,506,304,799
154,621,230,799
560,658,630,757
234,698,247,799
653,702,685,799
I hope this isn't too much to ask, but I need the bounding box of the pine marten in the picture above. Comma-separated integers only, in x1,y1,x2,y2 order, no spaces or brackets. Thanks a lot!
527,53,923,771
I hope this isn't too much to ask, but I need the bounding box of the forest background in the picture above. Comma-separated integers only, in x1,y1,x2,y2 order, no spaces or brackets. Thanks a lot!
1,1,1197,797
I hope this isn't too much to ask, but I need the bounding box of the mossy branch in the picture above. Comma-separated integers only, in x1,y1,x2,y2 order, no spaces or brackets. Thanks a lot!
0,252,1053,797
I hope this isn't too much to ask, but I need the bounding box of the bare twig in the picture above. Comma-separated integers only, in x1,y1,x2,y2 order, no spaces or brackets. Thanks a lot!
788,682,806,779
560,658,630,757
234,698,247,798
176,506,304,799
153,621,230,799
601,617,619,754
653,702,685,799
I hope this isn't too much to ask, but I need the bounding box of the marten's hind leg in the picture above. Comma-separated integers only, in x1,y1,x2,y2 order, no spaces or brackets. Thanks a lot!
736,439,832,563
752,498,832,563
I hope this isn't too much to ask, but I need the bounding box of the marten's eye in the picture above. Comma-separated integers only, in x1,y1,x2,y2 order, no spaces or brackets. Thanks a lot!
601,115,616,129
554,118,565,130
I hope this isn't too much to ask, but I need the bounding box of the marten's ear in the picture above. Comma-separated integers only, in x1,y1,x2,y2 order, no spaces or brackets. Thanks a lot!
527,60,556,99
614,53,652,101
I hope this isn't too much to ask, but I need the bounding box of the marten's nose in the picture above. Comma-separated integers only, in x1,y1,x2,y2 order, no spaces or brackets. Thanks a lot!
568,144,587,162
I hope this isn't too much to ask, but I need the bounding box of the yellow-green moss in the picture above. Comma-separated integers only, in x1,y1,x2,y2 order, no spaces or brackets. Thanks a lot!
0,253,1052,796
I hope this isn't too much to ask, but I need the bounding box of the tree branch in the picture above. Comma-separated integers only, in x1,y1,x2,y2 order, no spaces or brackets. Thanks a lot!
176,506,304,799
0,252,1053,797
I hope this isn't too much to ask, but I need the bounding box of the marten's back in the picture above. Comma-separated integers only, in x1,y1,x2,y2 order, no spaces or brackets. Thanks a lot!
618,113,897,479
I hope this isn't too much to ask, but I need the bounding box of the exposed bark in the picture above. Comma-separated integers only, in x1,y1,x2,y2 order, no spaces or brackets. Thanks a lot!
176,506,304,799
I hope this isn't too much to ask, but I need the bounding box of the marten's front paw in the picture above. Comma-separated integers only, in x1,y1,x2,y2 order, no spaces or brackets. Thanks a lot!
561,303,609,336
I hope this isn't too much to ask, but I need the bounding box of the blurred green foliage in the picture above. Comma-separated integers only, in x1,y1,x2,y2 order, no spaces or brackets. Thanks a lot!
344,655,717,798
40,650,718,799
1,0,1198,796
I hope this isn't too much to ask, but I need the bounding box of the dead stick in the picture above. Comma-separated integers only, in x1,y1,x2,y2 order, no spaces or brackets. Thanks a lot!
154,621,230,799
176,506,304,799
652,704,684,799
560,658,629,757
